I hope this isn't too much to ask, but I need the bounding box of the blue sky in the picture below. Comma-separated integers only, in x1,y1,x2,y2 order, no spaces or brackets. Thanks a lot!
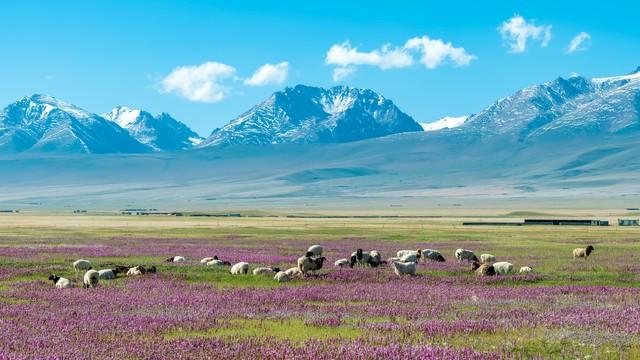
1,0,638,135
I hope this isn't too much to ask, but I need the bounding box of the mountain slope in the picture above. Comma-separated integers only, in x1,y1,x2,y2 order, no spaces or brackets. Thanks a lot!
0,95,149,154
461,68,640,142
200,85,423,147
103,107,203,151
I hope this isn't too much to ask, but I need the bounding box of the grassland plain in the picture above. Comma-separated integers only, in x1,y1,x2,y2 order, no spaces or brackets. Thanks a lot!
1,213,640,359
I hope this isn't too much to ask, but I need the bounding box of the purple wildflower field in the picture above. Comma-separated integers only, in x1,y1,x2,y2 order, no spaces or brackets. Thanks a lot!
1,233,640,359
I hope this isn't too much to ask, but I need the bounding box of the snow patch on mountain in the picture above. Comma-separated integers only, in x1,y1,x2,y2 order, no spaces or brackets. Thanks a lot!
103,106,141,128
420,116,469,132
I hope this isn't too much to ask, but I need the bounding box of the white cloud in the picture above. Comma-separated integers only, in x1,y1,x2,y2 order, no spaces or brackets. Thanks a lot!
498,15,552,53
332,66,357,82
404,36,476,69
566,32,591,54
325,41,413,70
160,61,236,103
244,62,289,86
325,37,475,82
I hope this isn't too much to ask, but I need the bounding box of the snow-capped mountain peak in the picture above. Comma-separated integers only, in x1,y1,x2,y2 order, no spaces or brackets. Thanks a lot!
420,116,469,132
103,106,141,128
200,84,423,147
464,67,640,140
591,70,640,84
103,107,203,151
0,94,148,153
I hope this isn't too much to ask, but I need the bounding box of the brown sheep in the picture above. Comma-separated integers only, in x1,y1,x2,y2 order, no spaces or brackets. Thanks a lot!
471,261,496,276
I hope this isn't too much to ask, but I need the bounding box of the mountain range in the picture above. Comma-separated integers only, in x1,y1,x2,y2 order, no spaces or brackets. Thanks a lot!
2,68,639,155
1,67,640,209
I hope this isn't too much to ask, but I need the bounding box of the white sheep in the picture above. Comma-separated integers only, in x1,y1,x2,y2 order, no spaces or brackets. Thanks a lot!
206,259,231,266
274,271,291,282
573,246,595,259
422,249,446,262
200,257,215,263
396,249,422,260
455,249,478,263
284,267,304,278
480,253,496,263
519,266,533,274
297,253,326,274
98,269,115,280
334,258,350,267
400,253,419,263
83,270,100,288
252,267,280,275
166,256,186,263
493,261,514,275
230,262,250,275
127,266,144,276
48,274,75,288
392,261,417,276
307,245,323,257
73,259,92,274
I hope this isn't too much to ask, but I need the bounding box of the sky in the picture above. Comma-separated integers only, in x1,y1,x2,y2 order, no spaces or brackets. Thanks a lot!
0,0,639,135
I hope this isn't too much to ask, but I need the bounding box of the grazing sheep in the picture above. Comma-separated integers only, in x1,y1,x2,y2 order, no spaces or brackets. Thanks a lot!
519,266,533,274
350,249,370,267
422,249,446,262
396,249,422,261
392,261,417,276
368,250,386,267
112,265,130,275
455,249,479,263
230,262,250,275
480,254,496,264
48,274,75,288
284,267,304,278
274,271,291,282
334,258,350,267
127,266,143,276
166,256,186,263
126,265,149,276
573,245,595,259
73,259,92,274
471,262,496,276
98,269,116,280
252,267,281,275
400,253,419,263
307,245,323,257
83,270,100,288
206,259,231,266
297,252,326,274
492,262,514,275
200,257,215,264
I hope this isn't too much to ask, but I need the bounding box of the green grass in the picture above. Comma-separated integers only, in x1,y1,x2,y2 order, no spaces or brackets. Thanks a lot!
165,318,362,342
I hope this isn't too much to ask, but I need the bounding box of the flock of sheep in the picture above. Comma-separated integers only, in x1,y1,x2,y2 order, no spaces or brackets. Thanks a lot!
48,260,156,288
47,244,596,288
